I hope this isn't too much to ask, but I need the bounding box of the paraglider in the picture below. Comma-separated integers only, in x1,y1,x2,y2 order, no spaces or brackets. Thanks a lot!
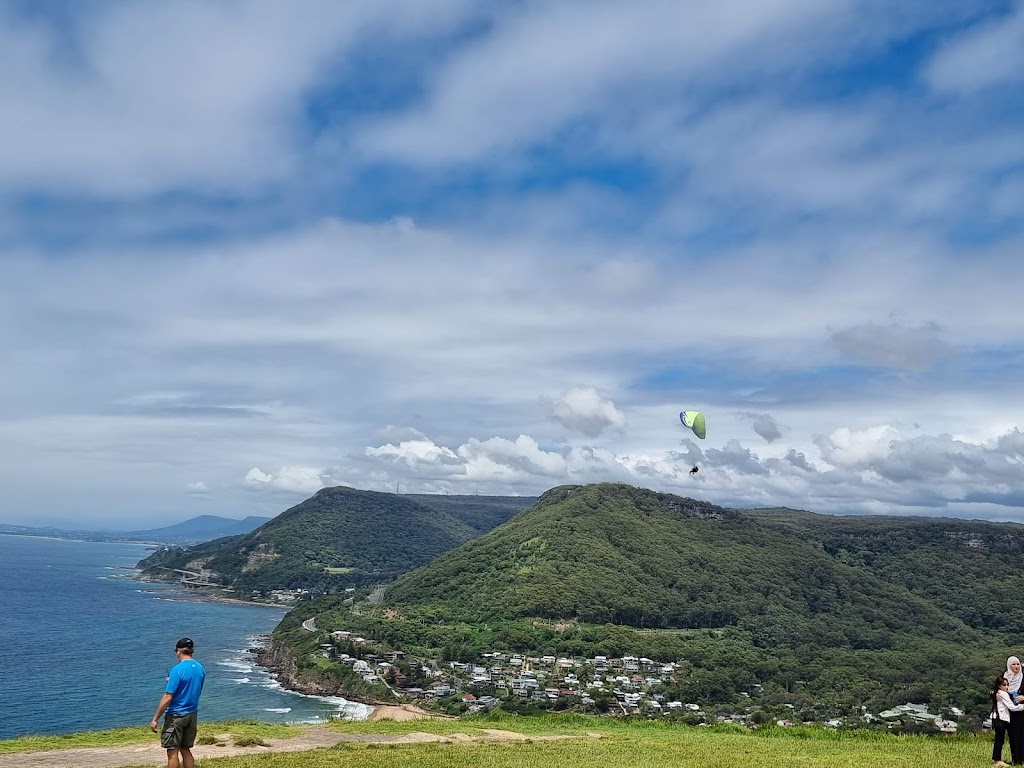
679,410,706,476
679,410,706,439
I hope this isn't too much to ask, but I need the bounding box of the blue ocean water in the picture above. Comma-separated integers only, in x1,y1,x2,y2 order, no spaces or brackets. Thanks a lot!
0,534,371,739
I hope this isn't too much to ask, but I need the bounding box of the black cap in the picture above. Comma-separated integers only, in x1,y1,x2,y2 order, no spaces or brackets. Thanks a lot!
175,637,194,650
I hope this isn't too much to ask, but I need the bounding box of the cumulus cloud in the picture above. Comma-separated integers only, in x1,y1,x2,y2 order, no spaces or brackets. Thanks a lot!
545,387,626,437
244,466,327,495
358,423,1024,518
830,321,955,370
815,425,900,468
185,481,209,494
365,440,463,470
746,413,784,443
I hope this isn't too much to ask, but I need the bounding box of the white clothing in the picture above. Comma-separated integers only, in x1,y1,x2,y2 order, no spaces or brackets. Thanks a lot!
1007,656,1023,693
994,689,1024,723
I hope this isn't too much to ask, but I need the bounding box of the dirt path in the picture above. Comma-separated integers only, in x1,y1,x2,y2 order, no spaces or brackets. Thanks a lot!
0,727,605,768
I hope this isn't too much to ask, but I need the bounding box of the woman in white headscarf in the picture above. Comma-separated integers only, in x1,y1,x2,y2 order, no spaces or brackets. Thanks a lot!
1006,657,1024,765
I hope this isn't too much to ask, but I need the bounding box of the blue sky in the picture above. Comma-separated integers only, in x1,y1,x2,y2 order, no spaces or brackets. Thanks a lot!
1,0,1023,527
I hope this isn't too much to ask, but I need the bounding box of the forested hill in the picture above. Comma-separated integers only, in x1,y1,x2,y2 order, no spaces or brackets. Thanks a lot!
746,507,1024,637
384,483,1007,649
268,483,1024,715
137,487,535,593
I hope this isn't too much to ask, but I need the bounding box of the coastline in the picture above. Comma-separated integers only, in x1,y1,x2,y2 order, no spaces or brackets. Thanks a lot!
134,573,291,610
133,576,438,721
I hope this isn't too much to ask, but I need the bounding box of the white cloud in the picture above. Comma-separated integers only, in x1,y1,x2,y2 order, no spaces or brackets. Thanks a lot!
185,481,209,494
0,0,478,195
359,424,1024,517
357,0,965,166
244,466,327,495
545,387,626,437
924,4,1024,94
815,426,900,469
0,2,1022,527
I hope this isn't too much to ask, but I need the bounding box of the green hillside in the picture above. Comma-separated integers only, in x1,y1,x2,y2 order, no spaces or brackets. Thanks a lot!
138,487,534,593
384,483,969,648
747,507,1024,636
266,484,1019,713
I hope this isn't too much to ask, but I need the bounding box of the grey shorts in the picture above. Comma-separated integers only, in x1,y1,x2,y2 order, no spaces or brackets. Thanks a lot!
160,711,198,750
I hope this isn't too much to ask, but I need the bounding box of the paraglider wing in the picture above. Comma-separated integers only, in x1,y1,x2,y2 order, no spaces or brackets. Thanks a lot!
679,410,706,440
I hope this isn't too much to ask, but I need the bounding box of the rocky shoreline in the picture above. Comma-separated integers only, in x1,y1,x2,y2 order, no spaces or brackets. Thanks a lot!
248,636,386,708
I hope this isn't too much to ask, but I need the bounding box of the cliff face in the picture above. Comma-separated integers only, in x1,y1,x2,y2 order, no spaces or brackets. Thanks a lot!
254,637,388,705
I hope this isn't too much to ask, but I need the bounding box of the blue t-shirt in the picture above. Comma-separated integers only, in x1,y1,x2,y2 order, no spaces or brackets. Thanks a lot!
165,658,206,715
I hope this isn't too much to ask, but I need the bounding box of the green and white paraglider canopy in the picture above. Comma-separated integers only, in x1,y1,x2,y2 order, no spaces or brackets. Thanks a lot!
679,410,706,440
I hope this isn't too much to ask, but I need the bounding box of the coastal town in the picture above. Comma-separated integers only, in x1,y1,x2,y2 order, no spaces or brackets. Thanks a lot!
310,626,966,733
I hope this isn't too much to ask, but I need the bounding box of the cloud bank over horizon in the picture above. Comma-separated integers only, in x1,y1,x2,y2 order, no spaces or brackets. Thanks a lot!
1,0,1022,528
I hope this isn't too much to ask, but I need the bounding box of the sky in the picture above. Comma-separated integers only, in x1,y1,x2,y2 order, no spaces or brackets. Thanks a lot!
2,0,1024,528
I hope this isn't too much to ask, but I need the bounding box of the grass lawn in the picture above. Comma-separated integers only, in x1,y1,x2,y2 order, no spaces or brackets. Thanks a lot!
0,720,299,755
0,714,996,767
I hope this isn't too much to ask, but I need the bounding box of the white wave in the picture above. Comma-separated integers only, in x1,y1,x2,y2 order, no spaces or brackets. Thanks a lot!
216,661,252,673
249,668,370,721
264,707,292,713
232,677,251,683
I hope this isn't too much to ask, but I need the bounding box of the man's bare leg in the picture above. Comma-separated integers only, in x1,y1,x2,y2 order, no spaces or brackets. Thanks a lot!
180,747,195,768
165,748,180,768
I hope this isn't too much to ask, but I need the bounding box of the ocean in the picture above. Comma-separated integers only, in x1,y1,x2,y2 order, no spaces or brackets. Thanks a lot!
0,534,371,739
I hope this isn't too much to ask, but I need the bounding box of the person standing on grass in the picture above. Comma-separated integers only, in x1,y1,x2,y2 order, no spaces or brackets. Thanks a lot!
150,637,206,768
992,676,1024,766
1006,657,1024,765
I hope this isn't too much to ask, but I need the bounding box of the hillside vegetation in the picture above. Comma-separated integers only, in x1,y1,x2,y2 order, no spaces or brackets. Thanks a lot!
137,488,534,593
385,484,969,646
290,482,1023,714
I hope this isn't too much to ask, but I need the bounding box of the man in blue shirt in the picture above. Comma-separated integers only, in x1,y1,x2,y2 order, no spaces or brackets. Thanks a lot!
150,637,206,768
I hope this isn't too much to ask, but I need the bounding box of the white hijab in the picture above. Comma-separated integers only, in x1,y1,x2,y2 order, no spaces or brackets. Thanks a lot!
1007,656,1023,693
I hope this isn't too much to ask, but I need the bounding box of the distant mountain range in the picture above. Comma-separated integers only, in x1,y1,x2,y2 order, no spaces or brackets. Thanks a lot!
0,514,272,545
137,488,536,593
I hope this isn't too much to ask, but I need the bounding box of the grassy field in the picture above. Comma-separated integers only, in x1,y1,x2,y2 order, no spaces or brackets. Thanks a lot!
0,720,298,755
0,714,997,767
